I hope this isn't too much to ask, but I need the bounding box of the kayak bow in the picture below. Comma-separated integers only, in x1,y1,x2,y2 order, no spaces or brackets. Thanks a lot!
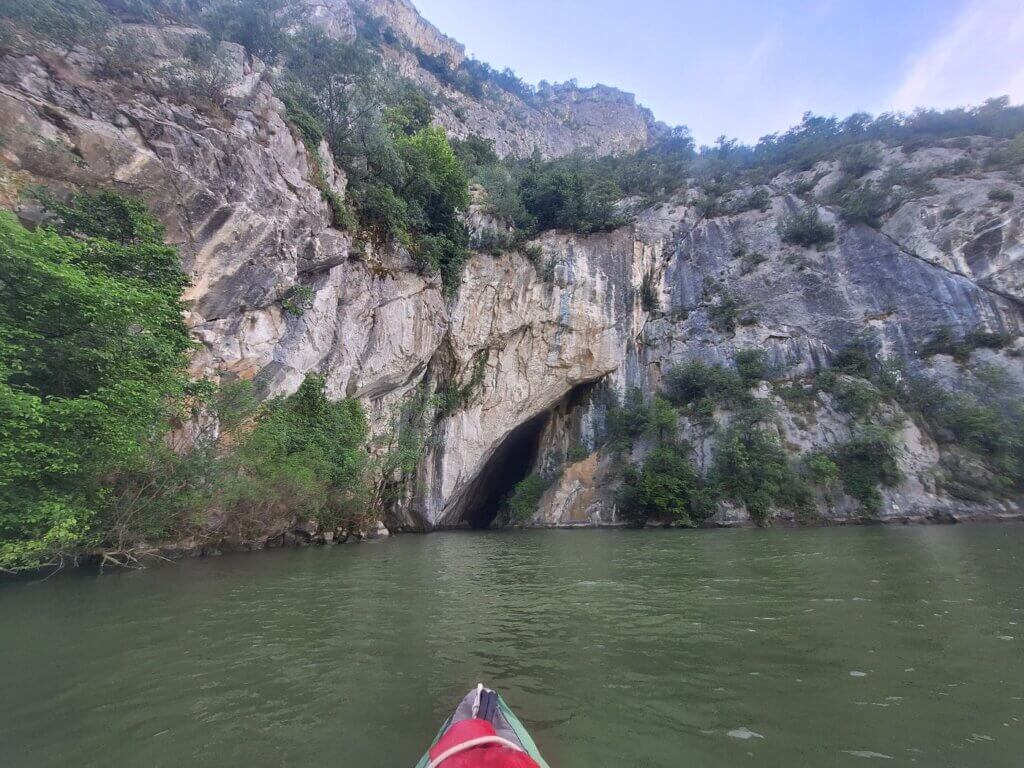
414,685,551,768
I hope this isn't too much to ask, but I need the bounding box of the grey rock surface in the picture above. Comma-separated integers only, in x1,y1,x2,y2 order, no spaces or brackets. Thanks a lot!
1,11,1022,535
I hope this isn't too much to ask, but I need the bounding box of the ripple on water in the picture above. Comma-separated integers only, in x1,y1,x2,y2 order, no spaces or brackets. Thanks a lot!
3,526,1024,768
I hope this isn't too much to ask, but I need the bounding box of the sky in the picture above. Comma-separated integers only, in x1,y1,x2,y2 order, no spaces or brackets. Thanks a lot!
412,0,1024,146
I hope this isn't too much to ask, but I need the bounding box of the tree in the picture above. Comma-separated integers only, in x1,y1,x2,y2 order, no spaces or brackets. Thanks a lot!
617,444,704,526
284,25,383,154
201,0,303,62
222,375,370,532
710,424,810,525
0,197,191,569
735,348,768,386
502,474,550,524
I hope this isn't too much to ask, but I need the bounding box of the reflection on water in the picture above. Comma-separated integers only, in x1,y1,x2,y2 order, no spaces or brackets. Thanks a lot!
2,525,1023,767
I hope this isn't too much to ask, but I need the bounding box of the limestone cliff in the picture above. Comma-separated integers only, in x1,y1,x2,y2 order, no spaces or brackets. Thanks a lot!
305,0,663,158
1,3,1022,540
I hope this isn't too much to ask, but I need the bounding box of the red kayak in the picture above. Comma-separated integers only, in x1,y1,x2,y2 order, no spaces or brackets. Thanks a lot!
414,685,551,768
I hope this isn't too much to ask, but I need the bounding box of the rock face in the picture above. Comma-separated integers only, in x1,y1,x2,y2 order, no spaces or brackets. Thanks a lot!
1,8,1022,534
305,0,663,158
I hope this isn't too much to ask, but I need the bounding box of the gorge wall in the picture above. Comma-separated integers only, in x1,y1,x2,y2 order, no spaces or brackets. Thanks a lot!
1,0,1022,540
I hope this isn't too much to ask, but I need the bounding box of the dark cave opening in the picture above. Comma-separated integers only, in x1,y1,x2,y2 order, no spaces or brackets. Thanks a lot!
459,412,549,529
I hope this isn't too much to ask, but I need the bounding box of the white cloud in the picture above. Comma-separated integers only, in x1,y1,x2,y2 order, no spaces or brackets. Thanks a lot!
889,0,1024,112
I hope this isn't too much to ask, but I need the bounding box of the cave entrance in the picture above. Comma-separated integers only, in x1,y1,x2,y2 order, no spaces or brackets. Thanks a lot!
459,412,549,529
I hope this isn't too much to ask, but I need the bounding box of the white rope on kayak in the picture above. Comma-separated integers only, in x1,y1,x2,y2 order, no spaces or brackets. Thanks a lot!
426,735,527,768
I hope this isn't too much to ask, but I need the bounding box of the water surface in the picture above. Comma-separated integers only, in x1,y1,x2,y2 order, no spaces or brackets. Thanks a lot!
2,526,1023,767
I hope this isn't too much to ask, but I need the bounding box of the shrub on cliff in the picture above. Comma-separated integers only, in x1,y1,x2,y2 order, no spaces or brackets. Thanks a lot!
603,386,652,451
662,361,746,408
283,27,471,291
616,443,710,526
200,0,302,62
780,205,835,247
219,376,371,534
709,423,811,525
515,153,626,234
833,426,901,515
838,142,882,177
3,0,110,56
502,473,550,524
836,181,891,226
735,348,769,386
920,325,1013,362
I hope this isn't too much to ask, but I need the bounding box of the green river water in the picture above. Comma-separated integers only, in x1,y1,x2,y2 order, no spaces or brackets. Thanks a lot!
2,525,1023,767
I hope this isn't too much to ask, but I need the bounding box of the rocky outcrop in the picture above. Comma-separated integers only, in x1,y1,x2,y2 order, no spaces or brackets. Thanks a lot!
304,0,662,158
515,152,1024,527
410,229,660,527
1,10,1022,536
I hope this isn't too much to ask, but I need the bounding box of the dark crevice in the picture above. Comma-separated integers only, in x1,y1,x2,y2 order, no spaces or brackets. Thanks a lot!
459,412,549,529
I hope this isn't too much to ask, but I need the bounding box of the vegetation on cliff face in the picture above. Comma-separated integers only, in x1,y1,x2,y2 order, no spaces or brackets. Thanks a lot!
602,355,812,527
0,195,377,570
278,25,470,289
1,0,1023,545
0,196,190,568
8,0,1024,261
600,336,1024,527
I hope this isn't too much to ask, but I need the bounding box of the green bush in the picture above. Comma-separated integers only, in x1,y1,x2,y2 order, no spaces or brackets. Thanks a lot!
735,348,768,386
604,386,651,451
515,154,626,234
965,327,1014,350
282,27,471,291
616,443,708,526
94,29,148,79
833,426,901,514
281,284,314,316
708,291,741,333
838,142,882,177
837,181,891,226
278,84,325,148
502,473,550,524
823,376,884,420
200,0,302,62
710,424,811,525
740,250,768,274
921,325,1013,362
2,0,110,55
831,345,874,377
640,272,659,312
780,205,835,246
988,188,1015,203
521,243,543,265
662,361,745,407
985,132,1024,169
806,453,840,486
221,375,370,533
777,381,818,413
741,188,771,213
452,134,499,173
0,197,191,569
899,377,1023,491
